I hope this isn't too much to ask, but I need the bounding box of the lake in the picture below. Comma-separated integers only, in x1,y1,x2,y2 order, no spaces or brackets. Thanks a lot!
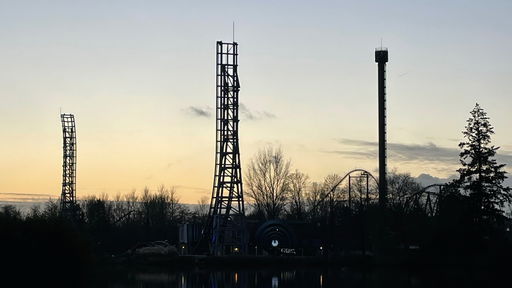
89,266,478,287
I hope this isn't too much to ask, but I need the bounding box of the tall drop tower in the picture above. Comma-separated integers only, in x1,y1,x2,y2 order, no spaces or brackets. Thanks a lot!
206,41,247,255
375,48,388,207
60,113,78,219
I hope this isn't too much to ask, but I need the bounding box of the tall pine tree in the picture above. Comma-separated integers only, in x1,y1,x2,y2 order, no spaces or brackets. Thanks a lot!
456,103,511,222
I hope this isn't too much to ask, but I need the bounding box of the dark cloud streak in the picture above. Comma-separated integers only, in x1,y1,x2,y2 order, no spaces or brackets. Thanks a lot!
184,104,276,121
185,106,212,118
330,138,512,166
239,103,276,121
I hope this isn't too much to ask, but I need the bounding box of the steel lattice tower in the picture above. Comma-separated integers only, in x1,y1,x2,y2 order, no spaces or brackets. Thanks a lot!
60,113,78,219
206,41,246,255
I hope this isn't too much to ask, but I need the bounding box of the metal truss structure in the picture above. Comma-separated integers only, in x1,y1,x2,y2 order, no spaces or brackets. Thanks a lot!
318,169,380,210
320,168,446,217
60,114,78,219
408,184,446,216
346,170,378,208
206,41,246,255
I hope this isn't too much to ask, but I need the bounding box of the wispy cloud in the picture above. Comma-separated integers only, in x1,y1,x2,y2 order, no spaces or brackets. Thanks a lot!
328,138,512,166
240,103,276,121
184,104,276,121
174,185,210,195
414,173,457,186
330,138,458,163
0,192,57,202
184,106,212,118
414,172,512,188
389,142,458,163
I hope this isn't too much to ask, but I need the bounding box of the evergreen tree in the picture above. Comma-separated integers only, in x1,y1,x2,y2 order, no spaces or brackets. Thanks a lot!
456,103,511,222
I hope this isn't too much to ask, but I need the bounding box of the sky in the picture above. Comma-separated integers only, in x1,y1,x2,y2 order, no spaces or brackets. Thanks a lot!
1,0,511,204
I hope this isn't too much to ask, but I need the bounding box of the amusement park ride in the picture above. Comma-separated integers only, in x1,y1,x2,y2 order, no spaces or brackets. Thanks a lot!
57,41,447,255
60,113,79,220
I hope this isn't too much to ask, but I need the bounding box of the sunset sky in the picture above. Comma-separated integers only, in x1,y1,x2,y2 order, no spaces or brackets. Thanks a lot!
1,1,511,203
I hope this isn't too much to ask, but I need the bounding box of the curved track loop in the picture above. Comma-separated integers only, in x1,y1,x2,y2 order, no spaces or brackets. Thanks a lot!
319,169,446,216
314,169,379,211
406,184,446,216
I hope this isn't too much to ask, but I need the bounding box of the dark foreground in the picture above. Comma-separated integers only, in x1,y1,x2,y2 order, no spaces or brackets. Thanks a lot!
5,250,511,287
90,262,508,288
81,254,512,287
111,254,373,268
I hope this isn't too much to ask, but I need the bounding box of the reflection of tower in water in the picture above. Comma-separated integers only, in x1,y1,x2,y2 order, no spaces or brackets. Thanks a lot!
272,276,279,288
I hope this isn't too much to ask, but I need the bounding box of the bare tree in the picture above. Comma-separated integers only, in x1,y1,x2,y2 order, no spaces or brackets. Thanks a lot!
123,189,139,222
140,185,185,227
42,198,60,219
112,193,127,224
165,186,186,223
306,182,328,219
245,146,291,219
81,195,112,231
387,172,422,210
195,196,209,219
304,174,345,220
322,174,343,201
286,170,309,220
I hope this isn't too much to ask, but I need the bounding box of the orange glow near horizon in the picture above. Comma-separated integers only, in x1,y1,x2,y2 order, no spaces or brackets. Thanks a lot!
1,1,511,205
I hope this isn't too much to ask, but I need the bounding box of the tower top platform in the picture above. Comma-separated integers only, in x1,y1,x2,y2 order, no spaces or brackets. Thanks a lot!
375,48,388,63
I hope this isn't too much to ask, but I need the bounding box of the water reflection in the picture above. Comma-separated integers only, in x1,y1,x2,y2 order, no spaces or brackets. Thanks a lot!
95,267,426,288
271,276,278,288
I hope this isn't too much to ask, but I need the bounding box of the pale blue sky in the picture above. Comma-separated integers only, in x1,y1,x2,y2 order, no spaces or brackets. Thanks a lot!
1,0,511,201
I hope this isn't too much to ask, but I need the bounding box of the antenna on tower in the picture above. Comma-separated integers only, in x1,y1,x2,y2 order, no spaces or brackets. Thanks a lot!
232,21,235,42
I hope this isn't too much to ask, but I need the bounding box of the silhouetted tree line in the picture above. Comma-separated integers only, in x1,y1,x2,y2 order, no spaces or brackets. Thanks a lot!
244,104,512,264
0,185,219,284
0,185,210,282
0,202,92,286
1,103,511,275
77,186,194,255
